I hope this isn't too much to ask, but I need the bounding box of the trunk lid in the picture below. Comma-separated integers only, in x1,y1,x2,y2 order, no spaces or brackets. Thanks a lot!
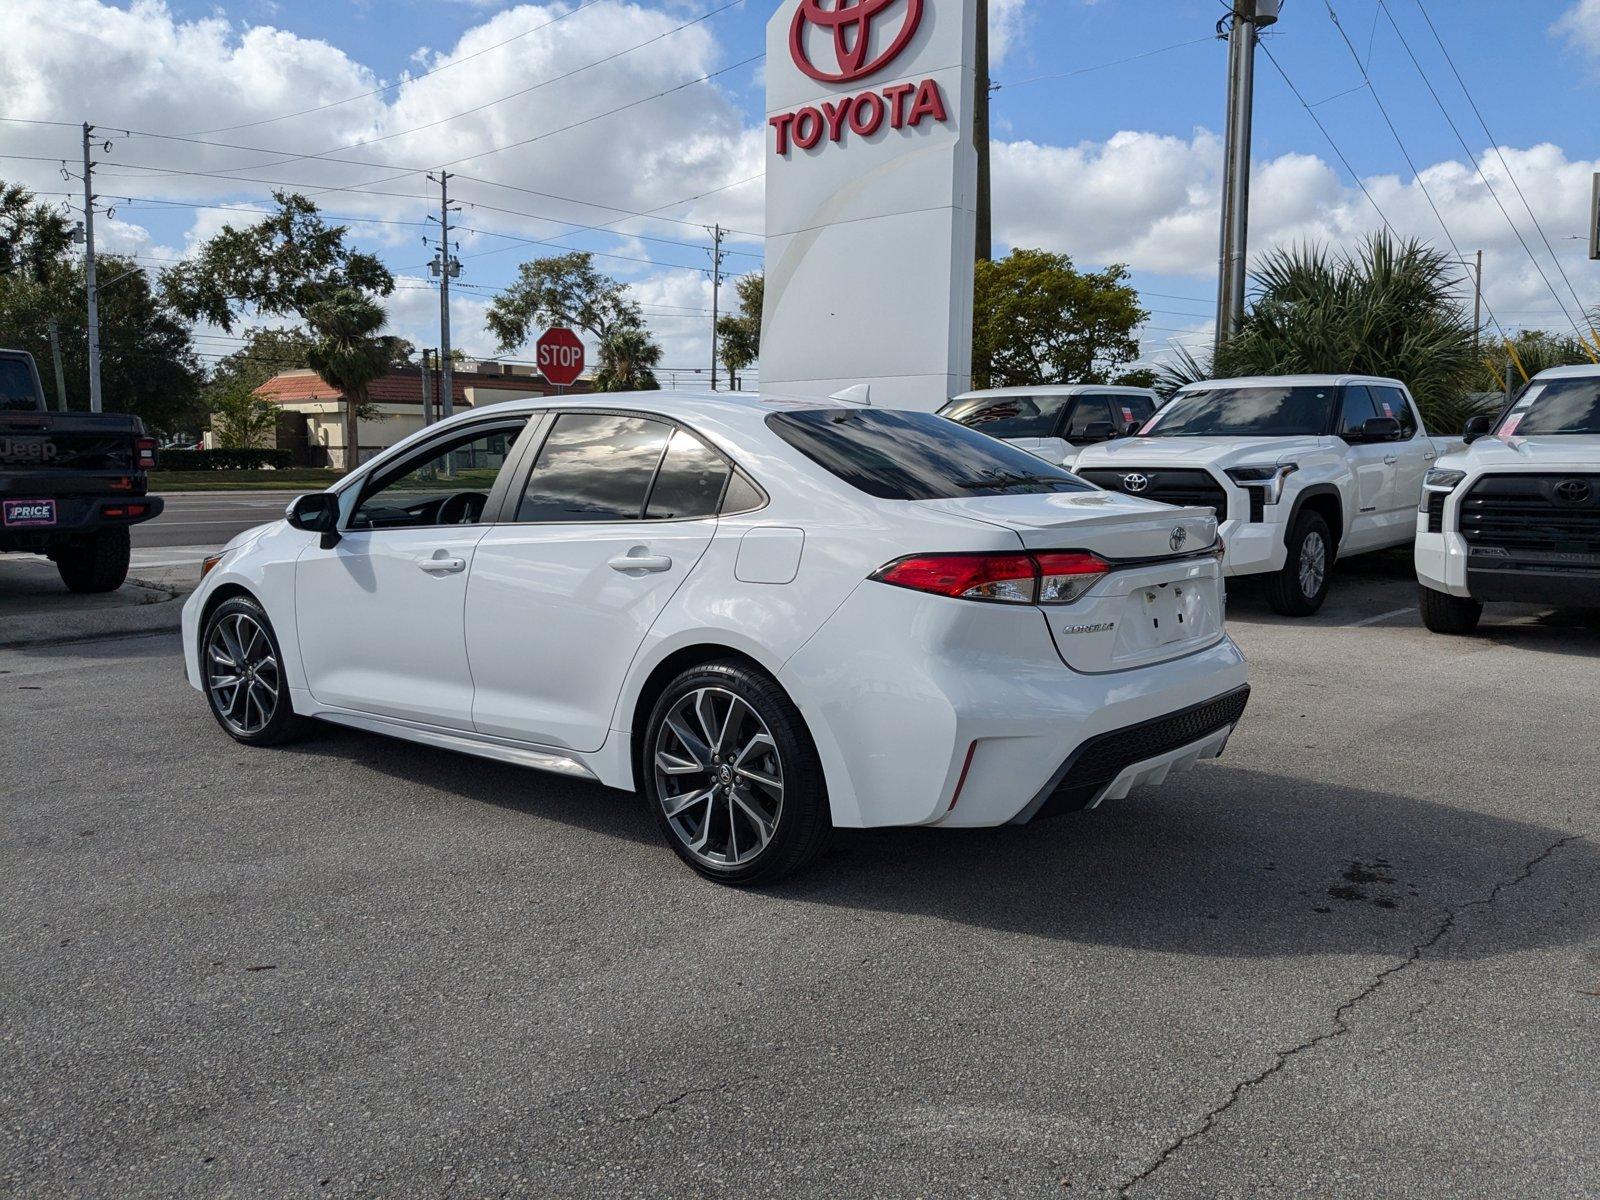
0,412,148,492
919,490,1228,673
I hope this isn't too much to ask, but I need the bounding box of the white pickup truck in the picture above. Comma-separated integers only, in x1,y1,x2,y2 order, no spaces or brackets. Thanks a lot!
1074,374,1458,615
939,385,1160,470
1415,364,1600,634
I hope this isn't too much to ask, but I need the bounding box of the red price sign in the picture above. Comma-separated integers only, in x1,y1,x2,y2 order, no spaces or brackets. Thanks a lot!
536,327,585,387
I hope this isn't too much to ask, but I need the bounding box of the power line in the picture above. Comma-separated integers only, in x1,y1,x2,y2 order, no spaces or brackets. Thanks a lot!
188,0,611,135
992,34,1216,92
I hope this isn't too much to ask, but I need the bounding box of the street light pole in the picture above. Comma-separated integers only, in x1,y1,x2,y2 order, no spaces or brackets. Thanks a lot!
1215,1,1280,357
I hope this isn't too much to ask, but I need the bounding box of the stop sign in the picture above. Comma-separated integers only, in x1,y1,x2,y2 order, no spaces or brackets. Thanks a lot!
536,327,585,387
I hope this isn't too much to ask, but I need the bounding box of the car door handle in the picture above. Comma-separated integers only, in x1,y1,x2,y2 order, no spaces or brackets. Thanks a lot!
609,552,673,574
1383,455,1399,465
417,555,466,574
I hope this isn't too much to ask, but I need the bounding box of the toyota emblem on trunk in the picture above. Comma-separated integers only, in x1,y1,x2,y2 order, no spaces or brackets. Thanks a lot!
1554,479,1593,505
1170,526,1189,552
1122,473,1150,494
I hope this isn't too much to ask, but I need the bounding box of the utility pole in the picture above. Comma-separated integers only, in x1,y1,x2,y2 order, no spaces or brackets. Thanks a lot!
975,0,991,263
419,348,435,426
1471,250,1483,358
708,224,726,392
47,320,68,411
81,122,104,413
427,172,460,422
1214,1,1280,356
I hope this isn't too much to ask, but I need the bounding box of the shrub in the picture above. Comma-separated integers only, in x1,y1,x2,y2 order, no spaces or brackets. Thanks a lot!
157,448,293,471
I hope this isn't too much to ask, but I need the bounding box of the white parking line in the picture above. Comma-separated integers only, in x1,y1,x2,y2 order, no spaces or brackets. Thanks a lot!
1352,606,1415,628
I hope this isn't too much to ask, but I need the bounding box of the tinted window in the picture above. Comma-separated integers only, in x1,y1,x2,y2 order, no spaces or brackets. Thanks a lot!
0,359,41,412
1065,397,1113,439
1107,395,1155,431
767,408,1095,501
721,471,765,514
939,394,1072,439
1371,386,1417,436
1339,386,1380,436
354,419,530,530
1149,386,1336,437
1498,378,1600,435
646,428,730,520
517,413,670,522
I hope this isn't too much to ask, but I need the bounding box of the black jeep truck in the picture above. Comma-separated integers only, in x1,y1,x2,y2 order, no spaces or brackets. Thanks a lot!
1,348,164,593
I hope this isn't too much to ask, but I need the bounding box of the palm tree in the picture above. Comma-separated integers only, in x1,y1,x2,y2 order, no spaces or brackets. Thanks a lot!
1158,234,1485,433
594,323,662,392
304,288,400,470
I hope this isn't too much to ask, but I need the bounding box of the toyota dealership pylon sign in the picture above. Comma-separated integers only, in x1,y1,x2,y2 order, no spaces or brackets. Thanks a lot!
761,0,978,411
536,327,585,388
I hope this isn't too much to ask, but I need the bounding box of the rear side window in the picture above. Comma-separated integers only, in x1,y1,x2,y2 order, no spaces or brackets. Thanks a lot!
767,408,1094,500
938,394,1070,438
1107,395,1155,431
1065,397,1113,439
0,358,41,412
517,413,671,522
646,428,730,520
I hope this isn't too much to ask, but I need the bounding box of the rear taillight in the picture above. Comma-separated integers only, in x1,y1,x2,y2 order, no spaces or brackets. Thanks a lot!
871,551,1110,605
134,437,157,470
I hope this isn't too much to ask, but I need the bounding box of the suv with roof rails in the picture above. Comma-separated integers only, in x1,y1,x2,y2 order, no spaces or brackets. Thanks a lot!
939,385,1159,470
1415,364,1600,634
1073,374,1459,616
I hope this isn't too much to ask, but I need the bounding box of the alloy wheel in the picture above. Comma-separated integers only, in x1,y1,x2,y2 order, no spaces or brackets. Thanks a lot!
206,613,281,736
1299,530,1327,599
653,686,784,868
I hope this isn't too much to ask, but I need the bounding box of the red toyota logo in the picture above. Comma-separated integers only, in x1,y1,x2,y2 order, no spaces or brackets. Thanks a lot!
789,0,925,85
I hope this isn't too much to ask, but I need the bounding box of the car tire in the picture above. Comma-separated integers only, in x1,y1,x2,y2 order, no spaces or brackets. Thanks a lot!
1267,511,1334,617
200,595,310,746
1418,585,1484,635
642,661,831,886
55,528,131,594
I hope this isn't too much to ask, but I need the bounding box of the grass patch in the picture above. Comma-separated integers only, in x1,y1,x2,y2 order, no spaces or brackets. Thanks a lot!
150,469,346,492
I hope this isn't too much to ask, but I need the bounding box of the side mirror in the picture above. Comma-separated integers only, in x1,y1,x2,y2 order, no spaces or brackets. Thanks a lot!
1082,420,1117,442
1357,416,1402,443
1461,414,1494,444
286,492,341,548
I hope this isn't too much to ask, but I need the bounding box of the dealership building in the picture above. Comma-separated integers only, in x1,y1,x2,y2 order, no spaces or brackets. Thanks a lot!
243,362,589,468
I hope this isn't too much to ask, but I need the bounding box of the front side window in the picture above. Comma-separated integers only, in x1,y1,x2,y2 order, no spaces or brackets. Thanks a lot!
767,408,1094,500
938,395,1072,439
1371,385,1418,436
517,412,672,523
352,419,531,529
1338,386,1380,437
1148,386,1336,437
1497,378,1600,436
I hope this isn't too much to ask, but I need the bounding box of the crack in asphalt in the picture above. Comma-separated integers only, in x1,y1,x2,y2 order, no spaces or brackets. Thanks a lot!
1118,835,1582,1197
614,1080,743,1125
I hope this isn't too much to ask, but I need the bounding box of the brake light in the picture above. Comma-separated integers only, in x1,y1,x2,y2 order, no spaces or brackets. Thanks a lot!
871,551,1110,605
134,437,157,470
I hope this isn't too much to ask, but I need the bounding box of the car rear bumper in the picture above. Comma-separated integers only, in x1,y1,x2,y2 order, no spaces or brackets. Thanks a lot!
0,494,163,551
780,580,1250,830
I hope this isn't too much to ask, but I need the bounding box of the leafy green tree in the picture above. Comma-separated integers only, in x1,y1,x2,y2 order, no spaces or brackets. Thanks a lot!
0,247,201,430
304,289,404,469
1,183,72,283
972,249,1148,388
1157,235,1483,433
487,251,642,350
204,327,316,448
163,192,393,333
716,273,762,390
595,324,662,392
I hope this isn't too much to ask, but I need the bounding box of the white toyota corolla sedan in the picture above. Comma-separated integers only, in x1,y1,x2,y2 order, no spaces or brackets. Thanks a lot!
182,393,1249,884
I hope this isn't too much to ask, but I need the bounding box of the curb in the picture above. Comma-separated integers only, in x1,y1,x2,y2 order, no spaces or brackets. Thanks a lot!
0,580,190,649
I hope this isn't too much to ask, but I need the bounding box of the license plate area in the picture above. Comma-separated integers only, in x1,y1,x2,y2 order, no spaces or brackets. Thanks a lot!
1132,582,1200,646
3,498,56,527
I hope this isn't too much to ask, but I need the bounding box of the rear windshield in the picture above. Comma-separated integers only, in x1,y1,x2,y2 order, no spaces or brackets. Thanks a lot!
1497,378,1600,436
0,358,42,412
1147,385,1335,437
766,408,1094,501
939,394,1070,438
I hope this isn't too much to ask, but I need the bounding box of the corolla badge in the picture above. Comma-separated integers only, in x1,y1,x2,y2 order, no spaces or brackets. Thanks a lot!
1122,473,1150,494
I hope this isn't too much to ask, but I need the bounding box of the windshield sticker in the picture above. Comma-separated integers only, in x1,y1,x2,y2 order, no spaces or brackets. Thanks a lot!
1380,401,1395,418
1498,413,1523,439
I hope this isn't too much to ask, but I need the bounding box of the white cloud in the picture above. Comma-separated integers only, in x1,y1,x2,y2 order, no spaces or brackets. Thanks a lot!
990,0,1030,66
1552,0,1600,60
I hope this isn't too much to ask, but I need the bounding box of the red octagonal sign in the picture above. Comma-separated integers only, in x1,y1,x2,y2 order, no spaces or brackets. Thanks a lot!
536,327,585,388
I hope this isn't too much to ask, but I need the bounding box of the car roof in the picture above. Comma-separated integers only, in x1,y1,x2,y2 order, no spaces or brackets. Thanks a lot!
461,389,850,421
1180,374,1404,390
947,384,1156,402
1529,364,1600,382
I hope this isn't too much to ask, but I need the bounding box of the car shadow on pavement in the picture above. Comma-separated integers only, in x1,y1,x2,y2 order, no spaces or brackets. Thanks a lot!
770,764,1596,960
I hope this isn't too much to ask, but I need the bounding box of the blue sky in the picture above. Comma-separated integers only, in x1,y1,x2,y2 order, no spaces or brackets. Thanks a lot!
3,0,1597,380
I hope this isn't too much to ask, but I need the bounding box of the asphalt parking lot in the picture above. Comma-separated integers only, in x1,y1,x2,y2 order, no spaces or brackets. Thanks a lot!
3,550,1598,1198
